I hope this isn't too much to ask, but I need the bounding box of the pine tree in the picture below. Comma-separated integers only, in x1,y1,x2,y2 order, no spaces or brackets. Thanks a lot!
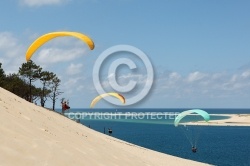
39,71,55,107
0,62,6,87
50,77,63,111
19,60,42,102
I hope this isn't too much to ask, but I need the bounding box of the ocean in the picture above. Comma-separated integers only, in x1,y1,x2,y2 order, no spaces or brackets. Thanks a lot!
60,108,250,166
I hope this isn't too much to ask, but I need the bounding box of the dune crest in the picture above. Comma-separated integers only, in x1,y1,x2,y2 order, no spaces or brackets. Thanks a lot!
0,87,208,166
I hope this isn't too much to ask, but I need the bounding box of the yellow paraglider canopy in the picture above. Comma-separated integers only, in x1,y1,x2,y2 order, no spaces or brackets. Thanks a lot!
90,93,125,108
26,31,95,61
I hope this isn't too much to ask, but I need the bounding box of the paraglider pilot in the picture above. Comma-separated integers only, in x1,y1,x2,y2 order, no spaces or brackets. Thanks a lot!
192,146,197,153
61,101,70,114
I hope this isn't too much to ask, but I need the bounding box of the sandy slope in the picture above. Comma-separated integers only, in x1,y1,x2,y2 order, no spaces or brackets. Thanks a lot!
0,87,209,166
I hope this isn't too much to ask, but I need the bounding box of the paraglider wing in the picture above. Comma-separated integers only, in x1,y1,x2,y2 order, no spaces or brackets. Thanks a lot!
90,93,125,108
174,109,210,127
26,31,95,61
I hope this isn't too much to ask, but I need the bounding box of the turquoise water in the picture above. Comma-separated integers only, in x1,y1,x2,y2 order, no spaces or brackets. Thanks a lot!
59,108,250,166
64,108,232,125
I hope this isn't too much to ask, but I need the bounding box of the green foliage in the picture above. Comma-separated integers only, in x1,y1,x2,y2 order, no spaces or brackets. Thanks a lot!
39,71,56,107
0,63,6,87
3,74,30,100
1,60,62,110
19,60,42,81
19,60,42,102
50,76,63,110
0,63,5,76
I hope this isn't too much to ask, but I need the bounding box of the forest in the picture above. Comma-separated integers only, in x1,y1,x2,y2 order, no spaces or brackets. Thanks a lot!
0,60,62,110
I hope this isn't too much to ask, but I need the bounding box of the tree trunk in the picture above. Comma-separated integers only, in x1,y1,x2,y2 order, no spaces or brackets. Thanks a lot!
52,91,56,111
29,78,32,102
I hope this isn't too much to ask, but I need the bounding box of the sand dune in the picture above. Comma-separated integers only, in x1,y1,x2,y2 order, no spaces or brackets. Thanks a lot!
0,87,208,166
186,114,250,126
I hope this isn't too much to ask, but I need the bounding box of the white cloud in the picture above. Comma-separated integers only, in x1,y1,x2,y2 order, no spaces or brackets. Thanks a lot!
0,32,26,74
77,85,84,91
31,36,91,64
169,72,181,80
62,76,85,93
155,70,250,100
0,32,18,52
20,0,68,7
101,73,146,89
60,75,95,99
187,71,206,82
241,70,250,78
66,63,83,75
37,48,85,64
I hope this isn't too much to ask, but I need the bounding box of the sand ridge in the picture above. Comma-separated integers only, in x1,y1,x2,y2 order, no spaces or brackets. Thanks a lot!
185,113,250,126
0,87,209,166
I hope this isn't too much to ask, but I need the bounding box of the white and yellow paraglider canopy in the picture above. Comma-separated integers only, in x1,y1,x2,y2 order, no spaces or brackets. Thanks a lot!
26,31,95,61
90,93,125,108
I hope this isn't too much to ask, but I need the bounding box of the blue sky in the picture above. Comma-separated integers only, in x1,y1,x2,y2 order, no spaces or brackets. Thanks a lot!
0,0,250,108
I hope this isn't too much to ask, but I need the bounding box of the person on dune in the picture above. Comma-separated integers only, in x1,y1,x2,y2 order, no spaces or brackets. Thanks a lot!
61,101,70,114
